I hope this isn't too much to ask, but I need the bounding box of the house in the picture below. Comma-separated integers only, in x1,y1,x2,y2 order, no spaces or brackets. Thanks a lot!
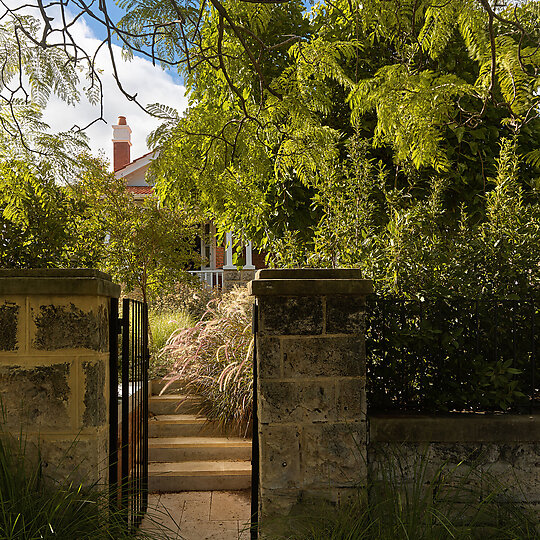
112,115,266,289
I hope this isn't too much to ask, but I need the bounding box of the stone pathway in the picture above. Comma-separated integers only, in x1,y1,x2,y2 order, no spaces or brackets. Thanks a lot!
141,490,252,540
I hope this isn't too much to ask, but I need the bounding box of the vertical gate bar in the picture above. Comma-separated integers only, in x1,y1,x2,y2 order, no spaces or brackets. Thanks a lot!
135,303,139,526
512,300,516,366
475,299,479,356
130,301,137,530
137,304,144,520
137,304,144,523
381,298,385,404
133,301,138,526
135,302,141,524
132,301,136,528
419,300,424,406
494,300,499,365
143,301,149,515
532,300,536,413
109,297,119,513
458,300,464,401
250,302,259,540
128,301,132,527
468,300,473,388
401,300,408,406
135,302,139,523
121,298,130,522
130,301,135,528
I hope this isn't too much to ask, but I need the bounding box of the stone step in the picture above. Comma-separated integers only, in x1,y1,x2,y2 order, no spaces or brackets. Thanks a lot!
148,461,251,492
150,378,189,395
149,415,224,437
149,436,252,462
149,395,202,416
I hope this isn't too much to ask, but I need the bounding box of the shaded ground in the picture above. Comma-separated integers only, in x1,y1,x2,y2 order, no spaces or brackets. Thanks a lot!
141,490,252,539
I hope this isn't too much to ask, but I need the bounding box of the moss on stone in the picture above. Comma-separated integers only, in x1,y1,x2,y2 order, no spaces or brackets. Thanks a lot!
0,302,19,351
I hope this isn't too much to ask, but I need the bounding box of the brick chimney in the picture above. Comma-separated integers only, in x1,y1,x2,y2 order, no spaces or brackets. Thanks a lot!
112,116,132,172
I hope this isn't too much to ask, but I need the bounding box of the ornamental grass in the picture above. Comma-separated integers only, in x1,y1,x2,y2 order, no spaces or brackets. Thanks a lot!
0,422,172,539
148,309,194,378
163,287,254,437
269,446,539,540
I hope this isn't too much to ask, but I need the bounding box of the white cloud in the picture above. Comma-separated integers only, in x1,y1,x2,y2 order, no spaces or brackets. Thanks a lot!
40,16,188,168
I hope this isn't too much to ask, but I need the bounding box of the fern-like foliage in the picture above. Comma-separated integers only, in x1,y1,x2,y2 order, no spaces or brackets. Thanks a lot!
349,66,474,171
116,0,194,70
147,0,540,262
0,14,99,111
0,13,103,167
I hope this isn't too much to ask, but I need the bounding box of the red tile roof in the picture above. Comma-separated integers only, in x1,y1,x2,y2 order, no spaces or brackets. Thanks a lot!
127,186,153,194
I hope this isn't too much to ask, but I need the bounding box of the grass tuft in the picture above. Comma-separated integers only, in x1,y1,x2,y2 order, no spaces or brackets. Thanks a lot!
0,415,173,539
269,446,539,539
148,309,194,378
163,287,254,436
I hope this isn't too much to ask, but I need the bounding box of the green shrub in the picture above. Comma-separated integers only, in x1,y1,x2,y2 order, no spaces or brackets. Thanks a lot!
366,295,536,412
164,287,253,436
148,309,193,378
278,137,540,302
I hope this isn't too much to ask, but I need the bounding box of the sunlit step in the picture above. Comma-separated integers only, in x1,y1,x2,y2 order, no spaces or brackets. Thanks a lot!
149,395,202,416
149,436,252,462
148,460,251,492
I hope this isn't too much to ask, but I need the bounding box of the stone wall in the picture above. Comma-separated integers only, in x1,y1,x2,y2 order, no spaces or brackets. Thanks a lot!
223,269,256,291
0,269,120,486
249,268,373,522
251,268,540,532
369,415,540,514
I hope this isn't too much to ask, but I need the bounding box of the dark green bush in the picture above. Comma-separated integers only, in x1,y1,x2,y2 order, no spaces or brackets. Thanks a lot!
366,295,538,412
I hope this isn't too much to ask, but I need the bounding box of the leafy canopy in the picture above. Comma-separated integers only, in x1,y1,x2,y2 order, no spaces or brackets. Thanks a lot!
70,171,202,303
0,160,97,268
2,0,539,299
0,152,200,304
142,0,540,297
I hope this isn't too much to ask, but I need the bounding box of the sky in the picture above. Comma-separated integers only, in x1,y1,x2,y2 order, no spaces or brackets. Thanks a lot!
40,3,189,168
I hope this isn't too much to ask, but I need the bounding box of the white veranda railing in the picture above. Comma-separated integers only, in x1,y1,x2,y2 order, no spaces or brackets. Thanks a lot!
188,269,224,289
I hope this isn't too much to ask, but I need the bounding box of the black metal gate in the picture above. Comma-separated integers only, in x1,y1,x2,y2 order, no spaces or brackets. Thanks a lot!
251,302,259,539
109,297,149,530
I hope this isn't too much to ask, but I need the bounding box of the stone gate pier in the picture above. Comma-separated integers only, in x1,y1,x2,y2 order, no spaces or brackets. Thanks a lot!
249,269,373,523
0,269,120,485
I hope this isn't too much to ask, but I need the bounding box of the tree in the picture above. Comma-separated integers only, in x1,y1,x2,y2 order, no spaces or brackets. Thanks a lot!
0,151,200,305
147,3,538,217
5,1,538,141
75,173,201,303
311,135,540,296
0,159,103,268
2,0,540,297
0,12,99,164
143,0,540,297
0,5,203,295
